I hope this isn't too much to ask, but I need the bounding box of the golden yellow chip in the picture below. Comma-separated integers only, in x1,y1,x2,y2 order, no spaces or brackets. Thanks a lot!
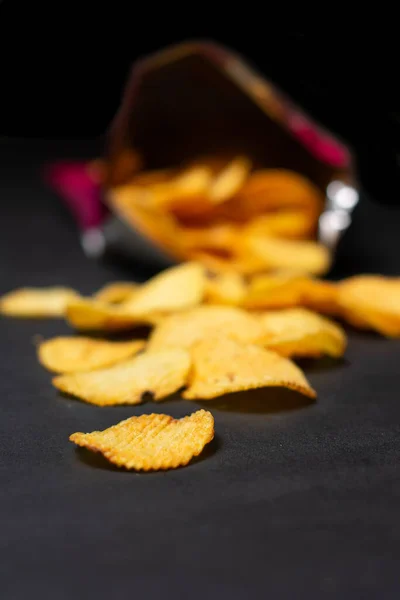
38,337,145,373
122,262,205,316
243,235,331,276
65,297,153,332
204,272,247,306
209,156,251,204
53,348,191,406
243,211,315,240
94,282,138,304
183,336,316,400
259,308,347,358
0,287,79,318
69,409,214,471
337,275,400,336
147,305,263,352
179,223,238,254
244,272,308,309
298,279,339,315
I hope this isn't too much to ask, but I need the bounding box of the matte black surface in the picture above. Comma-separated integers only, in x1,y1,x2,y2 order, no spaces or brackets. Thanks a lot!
1,140,400,599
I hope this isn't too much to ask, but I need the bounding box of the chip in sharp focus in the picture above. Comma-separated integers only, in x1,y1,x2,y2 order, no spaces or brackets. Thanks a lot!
94,282,138,304
337,275,400,336
38,337,145,373
122,262,206,316
183,336,316,400
259,308,347,358
147,305,263,352
65,297,153,332
53,348,191,405
69,409,215,471
0,287,79,318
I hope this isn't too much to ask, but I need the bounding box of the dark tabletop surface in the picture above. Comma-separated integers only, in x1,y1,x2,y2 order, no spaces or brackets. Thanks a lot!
2,138,400,599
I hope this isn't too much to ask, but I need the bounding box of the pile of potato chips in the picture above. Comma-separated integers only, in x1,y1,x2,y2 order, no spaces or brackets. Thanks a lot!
2,257,400,471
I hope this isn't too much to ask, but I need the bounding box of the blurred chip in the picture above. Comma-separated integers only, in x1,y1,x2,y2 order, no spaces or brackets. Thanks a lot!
94,282,138,304
147,305,263,352
259,308,347,358
53,349,191,405
183,336,316,400
204,271,247,306
299,279,339,315
243,211,315,239
123,262,205,316
209,156,251,204
338,275,400,336
69,409,214,471
0,287,79,318
65,297,152,332
38,337,145,373
180,223,238,254
243,235,331,275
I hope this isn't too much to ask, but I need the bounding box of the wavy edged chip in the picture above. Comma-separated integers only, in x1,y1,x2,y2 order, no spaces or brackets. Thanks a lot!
147,305,263,352
337,275,400,336
38,337,145,373
94,282,138,304
259,308,347,358
66,297,153,332
183,336,316,400
243,235,331,276
53,349,191,406
205,272,247,306
69,409,214,471
0,287,79,318
122,262,206,316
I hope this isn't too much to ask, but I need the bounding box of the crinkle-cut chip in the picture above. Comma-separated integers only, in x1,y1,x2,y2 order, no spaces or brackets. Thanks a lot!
53,349,191,406
69,409,214,471
147,305,263,353
0,287,79,318
220,169,323,221
243,211,315,240
209,156,251,204
66,297,153,332
179,223,239,253
38,337,145,374
243,235,331,276
183,337,316,400
259,308,347,358
204,272,247,306
94,282,138,304
337,275,400,336
122,262,206,316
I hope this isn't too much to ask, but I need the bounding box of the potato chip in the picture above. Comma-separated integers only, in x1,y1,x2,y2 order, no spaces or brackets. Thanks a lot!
66,297,153,332
179,223,238,254
204,272,247,306
69,409,214,471
183,337,316,400
53,349,191,406
38,337,145,373
0,287,79,318
259,308,347,358
243,211,315,240
337,275,400,336
94,282,138,304
122,262,205,316
299,279,339,315
147,305,263,352
243,235,331,275
209,156,251,204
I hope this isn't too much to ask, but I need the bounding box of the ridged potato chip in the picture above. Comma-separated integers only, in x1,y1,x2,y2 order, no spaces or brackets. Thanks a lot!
122,262,205,316
205,272,247,306
53,349,191,406
38,337,145,373
259,308,347,358
243,235,331,276
69,409,214,471
0,287,79,318
209,156,251,204
183,337,316,400
337,275,400,336
94,282,138,304
66,297,152,332
147,305,263,352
